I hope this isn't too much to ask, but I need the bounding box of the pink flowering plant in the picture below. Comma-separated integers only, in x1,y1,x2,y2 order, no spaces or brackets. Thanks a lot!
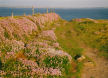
0,13,73,78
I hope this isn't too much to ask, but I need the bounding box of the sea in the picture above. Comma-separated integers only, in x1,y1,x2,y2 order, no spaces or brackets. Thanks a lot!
0,7,108,20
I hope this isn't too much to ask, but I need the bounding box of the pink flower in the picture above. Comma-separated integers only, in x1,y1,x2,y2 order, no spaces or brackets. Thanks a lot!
4,39,24,52
49,68,61,76
53,43,60,48
5,52,15,59
32,67,61,76
0,13,60,41
19,58,38,68
0,70,6,76
40,30,57,41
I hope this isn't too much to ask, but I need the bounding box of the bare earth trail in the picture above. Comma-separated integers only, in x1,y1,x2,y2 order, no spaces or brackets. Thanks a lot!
54,21,108,78
81,45,108,78
67,22,108,78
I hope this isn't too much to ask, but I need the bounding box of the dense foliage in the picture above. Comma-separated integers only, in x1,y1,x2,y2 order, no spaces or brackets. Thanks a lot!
0,13,73,78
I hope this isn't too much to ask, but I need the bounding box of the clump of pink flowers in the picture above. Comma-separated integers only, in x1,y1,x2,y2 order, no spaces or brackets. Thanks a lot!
0,13,60,41
40,48,72,62
3,39,25,52
32,67,61,76
0,13,72,77
19,58,38,68
40,30,57,41
0,70,6,76
5,52,15,59
53,42,60,48
74,19,82,22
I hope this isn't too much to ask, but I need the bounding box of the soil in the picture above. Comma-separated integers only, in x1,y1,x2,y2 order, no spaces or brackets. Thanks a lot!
81,45,108,78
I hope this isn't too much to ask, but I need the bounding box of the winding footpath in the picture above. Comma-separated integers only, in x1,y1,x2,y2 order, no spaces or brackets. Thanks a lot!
54,21,108,78
81,45,108,78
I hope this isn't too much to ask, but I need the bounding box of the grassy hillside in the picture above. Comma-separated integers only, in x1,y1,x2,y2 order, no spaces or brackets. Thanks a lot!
0,13,108,78
54,21,84,78
71,18,108,58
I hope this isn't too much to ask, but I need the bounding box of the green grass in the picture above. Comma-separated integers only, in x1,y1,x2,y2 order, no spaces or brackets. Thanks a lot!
4,30,10,39
71,19,108,58
54,20,84,78
0,17,8,20
43,56,69,69
55,21,83,57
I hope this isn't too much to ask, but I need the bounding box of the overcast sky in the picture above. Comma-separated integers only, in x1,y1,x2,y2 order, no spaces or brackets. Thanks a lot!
0,0,108,8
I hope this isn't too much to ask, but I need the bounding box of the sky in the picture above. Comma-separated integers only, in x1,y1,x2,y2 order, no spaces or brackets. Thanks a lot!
0,0,108,8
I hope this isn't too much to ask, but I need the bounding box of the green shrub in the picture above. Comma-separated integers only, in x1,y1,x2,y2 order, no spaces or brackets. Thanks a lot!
3,59,20,71
4,30,10,39
0,44,12,52
43,56,69,69
13,33,20,40
79,21,94,24
99,44,108,52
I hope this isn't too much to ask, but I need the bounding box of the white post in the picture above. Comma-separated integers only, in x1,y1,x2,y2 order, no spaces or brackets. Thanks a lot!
53,9,55,13
47,8,49,13
11,12,14,18
24,13,26,16
51,9,53,13
32,6,34,15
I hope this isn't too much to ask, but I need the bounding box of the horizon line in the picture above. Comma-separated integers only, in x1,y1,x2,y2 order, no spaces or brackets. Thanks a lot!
0,6,107,9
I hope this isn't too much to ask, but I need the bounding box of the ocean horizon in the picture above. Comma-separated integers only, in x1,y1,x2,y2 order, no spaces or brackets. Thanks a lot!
0,7,108,20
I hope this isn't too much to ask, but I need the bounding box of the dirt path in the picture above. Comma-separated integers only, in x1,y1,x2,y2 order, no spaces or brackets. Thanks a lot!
56,21,108,78
81,45,108,78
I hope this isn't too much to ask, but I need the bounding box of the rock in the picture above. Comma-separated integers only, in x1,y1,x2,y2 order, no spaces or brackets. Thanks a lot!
77,55,86,62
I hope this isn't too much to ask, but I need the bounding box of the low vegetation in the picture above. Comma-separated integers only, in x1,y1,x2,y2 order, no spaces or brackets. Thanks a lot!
0,13,108,78
71,18,108,58
54,20,84,78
